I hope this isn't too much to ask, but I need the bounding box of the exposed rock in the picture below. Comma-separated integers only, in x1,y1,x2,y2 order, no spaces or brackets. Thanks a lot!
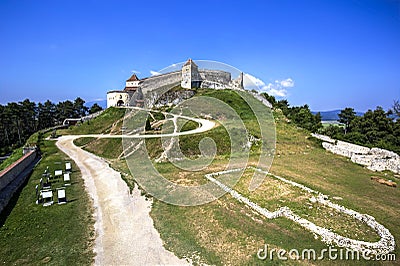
154,89,195,107
371,176,397,187
332,196,343,200
311,133,335,144
312,134,400,174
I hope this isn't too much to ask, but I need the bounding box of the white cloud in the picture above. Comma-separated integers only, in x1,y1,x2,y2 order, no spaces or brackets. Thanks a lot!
267,88,287,97
280,78,294,88
150,70,161,76
131,69,141,74
244,74,294,97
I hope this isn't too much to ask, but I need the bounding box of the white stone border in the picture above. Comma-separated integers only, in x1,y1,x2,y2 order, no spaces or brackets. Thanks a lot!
205,167,395,256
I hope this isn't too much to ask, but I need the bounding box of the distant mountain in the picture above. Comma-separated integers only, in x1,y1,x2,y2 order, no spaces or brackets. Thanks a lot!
312,110,364,121
85,99,107,109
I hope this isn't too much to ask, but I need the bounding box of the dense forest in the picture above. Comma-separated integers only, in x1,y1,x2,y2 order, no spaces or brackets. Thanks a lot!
263,93,400,154
0,98,102,155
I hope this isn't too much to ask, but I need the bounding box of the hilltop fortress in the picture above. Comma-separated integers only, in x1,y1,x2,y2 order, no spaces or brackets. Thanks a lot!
107,59,244,108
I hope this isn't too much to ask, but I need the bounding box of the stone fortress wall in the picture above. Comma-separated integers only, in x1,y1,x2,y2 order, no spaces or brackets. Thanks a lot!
107,59,244,108
140,71,181,95
312,133,400,174
199,70,231,85
140,68,237,107
198,70,233,90
140,69,233,93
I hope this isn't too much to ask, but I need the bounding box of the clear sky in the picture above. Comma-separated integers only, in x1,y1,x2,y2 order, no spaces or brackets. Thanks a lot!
0,0,399,112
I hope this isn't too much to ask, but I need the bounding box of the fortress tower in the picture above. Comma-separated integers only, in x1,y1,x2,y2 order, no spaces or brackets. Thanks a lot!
181,59,202,89
107,73,142,108
125,73,140,91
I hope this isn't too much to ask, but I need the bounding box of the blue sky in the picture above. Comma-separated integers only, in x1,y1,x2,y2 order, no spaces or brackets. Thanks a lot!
0,0,399,111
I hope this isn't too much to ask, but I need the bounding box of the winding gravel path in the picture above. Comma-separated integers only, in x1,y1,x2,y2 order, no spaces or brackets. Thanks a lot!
54,108,216,265
57,136,187,265
72,116,215,139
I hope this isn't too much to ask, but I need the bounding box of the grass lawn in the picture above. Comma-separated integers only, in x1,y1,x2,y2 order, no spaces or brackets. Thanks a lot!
0,139,95,265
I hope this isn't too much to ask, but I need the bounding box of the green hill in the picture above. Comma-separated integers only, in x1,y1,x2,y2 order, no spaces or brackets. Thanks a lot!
62,89,399,264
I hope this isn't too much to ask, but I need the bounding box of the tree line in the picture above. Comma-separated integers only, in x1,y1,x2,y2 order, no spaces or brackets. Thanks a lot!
0,98,103,155
323,101,400,153
262,93,400,154
262,93,323,132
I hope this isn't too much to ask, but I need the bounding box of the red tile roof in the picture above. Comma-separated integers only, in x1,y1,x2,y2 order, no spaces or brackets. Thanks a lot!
183,58,197,67
126,74,140,81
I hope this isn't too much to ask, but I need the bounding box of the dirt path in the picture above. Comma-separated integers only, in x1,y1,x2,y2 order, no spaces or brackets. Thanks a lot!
56,136,187,265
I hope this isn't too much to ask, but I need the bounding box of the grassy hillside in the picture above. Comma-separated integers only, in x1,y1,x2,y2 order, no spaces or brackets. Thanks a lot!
148,109,399,265
66,90,399,265
59,107,126,135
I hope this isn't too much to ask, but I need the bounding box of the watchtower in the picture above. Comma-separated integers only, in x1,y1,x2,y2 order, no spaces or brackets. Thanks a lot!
181,59,202,89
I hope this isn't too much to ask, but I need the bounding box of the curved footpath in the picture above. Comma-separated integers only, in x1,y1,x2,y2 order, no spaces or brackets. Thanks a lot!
56,136,187,265
73,116,215,139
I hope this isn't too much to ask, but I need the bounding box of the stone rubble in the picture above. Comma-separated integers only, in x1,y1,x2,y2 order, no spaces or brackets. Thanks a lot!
205,167,395,256
246,134,261,149
312,134,400,174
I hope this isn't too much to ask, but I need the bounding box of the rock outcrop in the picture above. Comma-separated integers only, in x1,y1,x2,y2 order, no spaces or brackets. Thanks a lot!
312,134,400,174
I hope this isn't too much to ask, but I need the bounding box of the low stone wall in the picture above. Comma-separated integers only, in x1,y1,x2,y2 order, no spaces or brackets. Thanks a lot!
205,167,395,255
312,134,400,174
0,150,36,191
0,149,38,213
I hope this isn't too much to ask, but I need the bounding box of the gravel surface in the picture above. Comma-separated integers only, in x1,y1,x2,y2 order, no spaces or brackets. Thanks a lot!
57,136,188,265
